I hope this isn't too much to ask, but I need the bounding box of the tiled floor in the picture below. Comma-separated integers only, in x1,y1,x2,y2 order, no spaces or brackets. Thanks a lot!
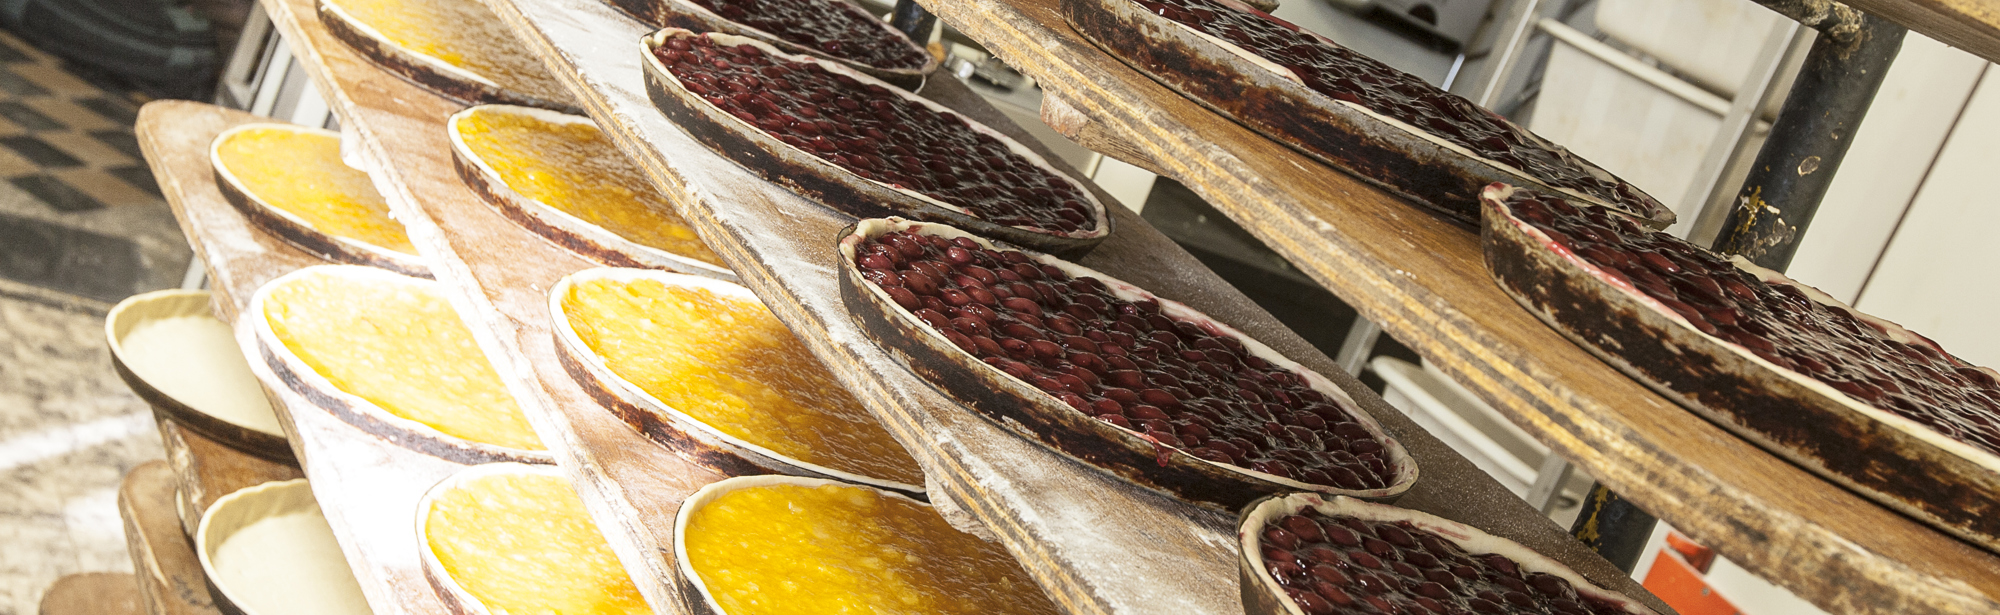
0,27,188,615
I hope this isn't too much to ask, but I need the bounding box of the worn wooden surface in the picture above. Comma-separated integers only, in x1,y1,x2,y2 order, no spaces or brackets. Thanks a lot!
481,1,1669,614
119,462,217,615
138,100,460,615
39,573,144,615
250,2,739,615
1846,0,2000,65
153,417,304,540
922,0,2000,613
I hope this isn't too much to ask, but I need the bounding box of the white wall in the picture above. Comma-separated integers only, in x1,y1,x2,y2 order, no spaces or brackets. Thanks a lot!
1850,67,2000,368
1784,35,1987,304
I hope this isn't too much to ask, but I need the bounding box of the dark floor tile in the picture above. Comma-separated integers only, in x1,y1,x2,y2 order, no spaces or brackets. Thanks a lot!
105,166,159,198
73,97,137,126
0,37,29,64
0,136,79,168
11,174,103,212
0,212,142,302
0,101,63,131
0,215,61,284
0,65,49,97
52,236,144,303
87,130,140,160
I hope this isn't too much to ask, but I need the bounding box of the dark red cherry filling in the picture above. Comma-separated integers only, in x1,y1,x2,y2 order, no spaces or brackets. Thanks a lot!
1500,188,2000,456
857,227,1395,489
1129,0,1667,224
652,34,1099,236
685,0,928,70
1261,512,1635,615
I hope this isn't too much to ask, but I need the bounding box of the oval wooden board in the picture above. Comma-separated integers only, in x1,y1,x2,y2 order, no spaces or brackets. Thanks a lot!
478,0,1668,613
914,0,2000,612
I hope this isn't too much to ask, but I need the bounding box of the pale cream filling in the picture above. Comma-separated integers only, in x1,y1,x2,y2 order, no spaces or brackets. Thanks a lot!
122,315,283,435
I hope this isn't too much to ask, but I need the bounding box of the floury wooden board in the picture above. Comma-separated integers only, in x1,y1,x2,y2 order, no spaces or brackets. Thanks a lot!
917,0,2000,612
479,0,1663,614
136,101,457,615
248,2,734,615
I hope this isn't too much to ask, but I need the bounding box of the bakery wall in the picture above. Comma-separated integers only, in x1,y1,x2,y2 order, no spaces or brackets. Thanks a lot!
1518,0,2000,369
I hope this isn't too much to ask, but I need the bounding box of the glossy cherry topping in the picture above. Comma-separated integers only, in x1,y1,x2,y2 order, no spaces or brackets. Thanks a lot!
684,0,928,70
856,228,1394,489
652,33,1099,236
1130,0,1667,224
1500,188,2000,456
1260,512,1633,615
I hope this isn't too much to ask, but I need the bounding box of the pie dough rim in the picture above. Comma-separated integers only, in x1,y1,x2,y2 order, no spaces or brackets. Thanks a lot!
1060,0,1676,230
1480,182,2000,555
249,265,555,465
446,104,737,282
639,28,1113,259
599,0,938,90
211,123,431,279
317,0,580,112
415,462,612,615
548,266,926,495
671,474,941,615
838,217,1418,509
1237,492,1660,615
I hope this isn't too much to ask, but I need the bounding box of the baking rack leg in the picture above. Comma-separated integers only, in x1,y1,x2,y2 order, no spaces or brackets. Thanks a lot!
890,0,938,43
1570,483,1657,573
1712,12,1907,269
1524,454,1573,515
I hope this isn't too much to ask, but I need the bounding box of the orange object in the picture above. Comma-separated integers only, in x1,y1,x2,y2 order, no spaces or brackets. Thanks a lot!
1665,531,1717,573
1643,549,1740,615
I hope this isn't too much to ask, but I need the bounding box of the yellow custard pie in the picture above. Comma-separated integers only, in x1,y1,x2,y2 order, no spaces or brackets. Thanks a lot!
557,270,921,486
680,477,1059,615
421,465,647,615
213,124,416,256
260,266,542,453
321,0,570,104
451,105,726,270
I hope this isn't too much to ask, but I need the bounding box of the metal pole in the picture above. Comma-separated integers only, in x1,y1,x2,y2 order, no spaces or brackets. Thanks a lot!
1474,0,1541,109
889,0,937,44
1523,455,1573,515
1569,484,1658,573
1746,0,1865,43
1334,318,1382,375
1678,21,1805,244
1712,13,1906,268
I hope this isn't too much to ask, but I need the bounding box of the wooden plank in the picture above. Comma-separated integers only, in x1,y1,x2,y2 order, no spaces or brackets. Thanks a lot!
137,100,458,615
247,3,732,615
39,573,144,615
1846,0,2000,66
119,461,220,615
153,417,306,540
480,2,1668,614
920,0,2000,613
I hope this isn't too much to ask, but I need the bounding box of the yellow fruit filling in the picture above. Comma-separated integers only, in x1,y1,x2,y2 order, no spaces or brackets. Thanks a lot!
684,482,1059,615
264,270,542,450
328,0,568,102
215,126,416,255
426,472,646,615
456,108,726,268
561,277,920,485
